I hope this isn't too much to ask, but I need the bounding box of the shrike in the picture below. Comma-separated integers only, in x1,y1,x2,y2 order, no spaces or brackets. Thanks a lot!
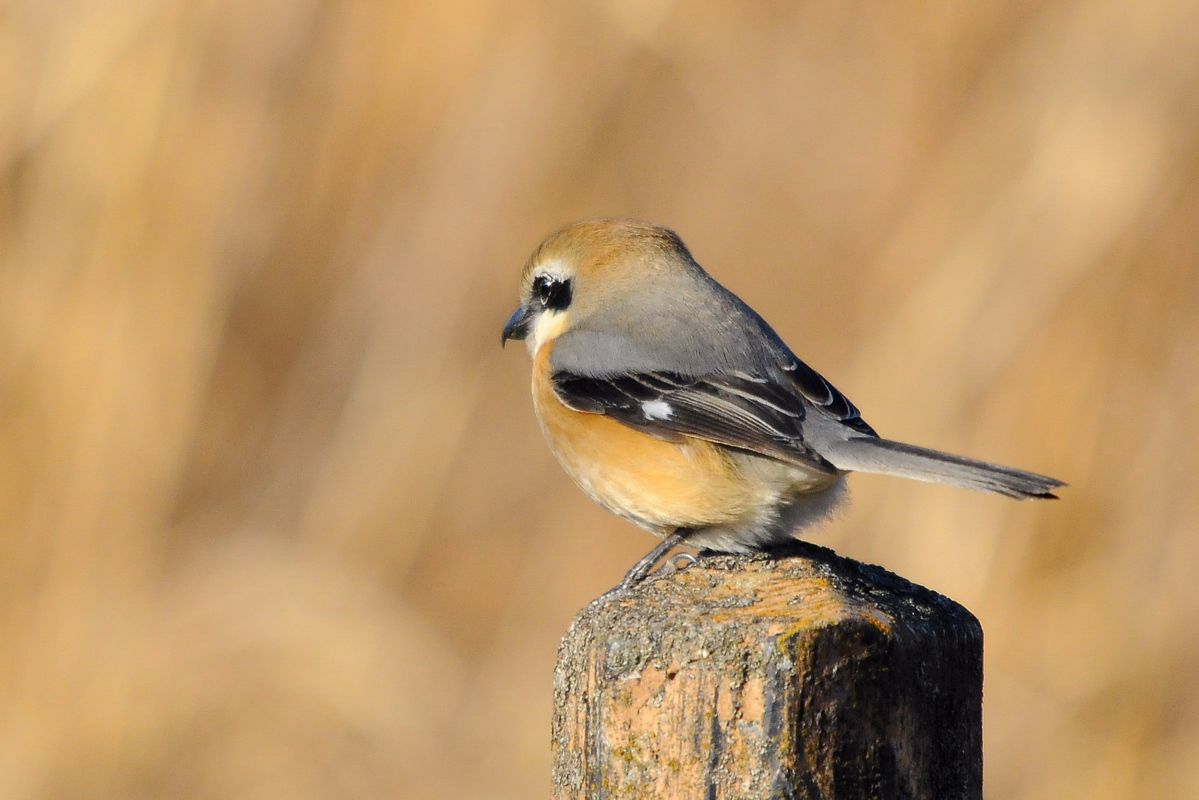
502,219,1063,588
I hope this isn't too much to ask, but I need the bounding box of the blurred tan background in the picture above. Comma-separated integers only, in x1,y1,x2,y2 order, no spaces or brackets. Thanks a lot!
1,1,1197,798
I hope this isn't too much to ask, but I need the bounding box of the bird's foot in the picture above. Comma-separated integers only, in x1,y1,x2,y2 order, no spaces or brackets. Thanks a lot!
600,529,692,599
649,552,697,580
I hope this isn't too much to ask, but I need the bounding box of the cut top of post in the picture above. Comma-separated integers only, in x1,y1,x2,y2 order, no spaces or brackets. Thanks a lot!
552,542,983,800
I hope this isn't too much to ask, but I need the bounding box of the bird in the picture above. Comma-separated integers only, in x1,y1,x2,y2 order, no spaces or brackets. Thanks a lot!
502,219,1064,589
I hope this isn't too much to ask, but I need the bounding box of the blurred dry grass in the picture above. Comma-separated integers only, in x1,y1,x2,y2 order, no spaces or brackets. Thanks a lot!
1,1,1197,797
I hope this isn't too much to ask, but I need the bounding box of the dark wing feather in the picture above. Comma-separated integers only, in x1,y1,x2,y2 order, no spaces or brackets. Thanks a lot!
551,370,837,472
783,359,876,436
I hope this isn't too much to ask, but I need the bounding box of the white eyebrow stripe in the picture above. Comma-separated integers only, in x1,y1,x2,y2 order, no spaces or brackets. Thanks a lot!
531,260,571,283
641,399,673,420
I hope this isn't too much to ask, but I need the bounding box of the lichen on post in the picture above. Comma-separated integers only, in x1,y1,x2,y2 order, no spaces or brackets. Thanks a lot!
551,542,983,800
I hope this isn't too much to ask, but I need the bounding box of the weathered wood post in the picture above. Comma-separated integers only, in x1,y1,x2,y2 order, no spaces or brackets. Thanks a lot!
552,542,983,800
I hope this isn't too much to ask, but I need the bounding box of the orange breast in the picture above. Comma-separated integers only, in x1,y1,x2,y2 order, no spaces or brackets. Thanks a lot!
531,344,765,532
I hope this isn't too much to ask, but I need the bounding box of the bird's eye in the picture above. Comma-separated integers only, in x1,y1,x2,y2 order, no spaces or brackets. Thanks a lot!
532,275,572,311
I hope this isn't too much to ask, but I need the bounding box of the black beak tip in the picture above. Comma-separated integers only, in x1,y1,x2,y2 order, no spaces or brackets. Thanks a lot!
501,306,531,348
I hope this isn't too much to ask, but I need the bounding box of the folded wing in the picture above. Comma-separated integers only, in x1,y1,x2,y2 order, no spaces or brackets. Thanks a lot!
551,370,839,473
783,358,876,436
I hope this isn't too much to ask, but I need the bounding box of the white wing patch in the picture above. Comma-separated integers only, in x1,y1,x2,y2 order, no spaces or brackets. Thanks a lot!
641,399,673,420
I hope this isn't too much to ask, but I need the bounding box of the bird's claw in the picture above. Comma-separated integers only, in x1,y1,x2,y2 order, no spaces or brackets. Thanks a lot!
650,552,697,579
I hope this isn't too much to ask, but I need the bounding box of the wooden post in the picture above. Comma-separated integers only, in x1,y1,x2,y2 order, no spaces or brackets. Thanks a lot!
551,542,983,800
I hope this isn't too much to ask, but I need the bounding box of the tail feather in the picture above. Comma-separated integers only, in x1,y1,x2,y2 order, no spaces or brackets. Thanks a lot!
825,437,1064,499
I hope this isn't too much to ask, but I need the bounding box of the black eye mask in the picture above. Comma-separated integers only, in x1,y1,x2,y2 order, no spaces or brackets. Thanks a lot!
533,275,572,311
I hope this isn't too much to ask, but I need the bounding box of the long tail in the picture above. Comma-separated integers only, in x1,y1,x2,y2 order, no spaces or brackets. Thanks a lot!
824,436,1064,499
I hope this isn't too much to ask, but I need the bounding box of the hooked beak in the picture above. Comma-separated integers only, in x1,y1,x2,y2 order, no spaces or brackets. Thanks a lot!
501,305,533,347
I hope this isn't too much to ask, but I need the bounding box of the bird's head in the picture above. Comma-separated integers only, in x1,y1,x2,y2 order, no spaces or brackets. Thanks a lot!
501,219,696,355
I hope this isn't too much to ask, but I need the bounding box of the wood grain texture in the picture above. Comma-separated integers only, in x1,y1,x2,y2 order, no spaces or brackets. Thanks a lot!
552,542,982,800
